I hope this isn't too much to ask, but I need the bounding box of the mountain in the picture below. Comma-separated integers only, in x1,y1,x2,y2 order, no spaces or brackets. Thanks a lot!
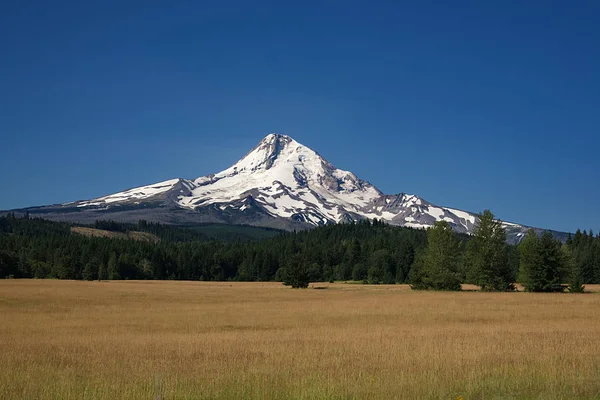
7,133,568,243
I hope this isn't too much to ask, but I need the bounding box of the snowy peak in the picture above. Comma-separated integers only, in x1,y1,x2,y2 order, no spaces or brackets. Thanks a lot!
251,133,295,171
225,133,296,175
179,134,383,224
42,132,560,243
216,133,315,177
66,134,437,227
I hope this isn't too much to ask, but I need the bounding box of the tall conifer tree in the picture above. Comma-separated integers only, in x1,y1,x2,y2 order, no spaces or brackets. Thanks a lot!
411,221,462,291
466,210,513,291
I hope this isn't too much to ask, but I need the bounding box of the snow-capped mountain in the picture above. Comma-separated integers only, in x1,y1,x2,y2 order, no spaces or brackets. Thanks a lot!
12,134,567,243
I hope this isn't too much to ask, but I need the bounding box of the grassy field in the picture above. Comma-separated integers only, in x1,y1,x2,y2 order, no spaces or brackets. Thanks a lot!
1,281,599,399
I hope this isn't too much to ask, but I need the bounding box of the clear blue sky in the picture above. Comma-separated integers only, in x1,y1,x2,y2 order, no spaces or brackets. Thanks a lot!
1,1,599,233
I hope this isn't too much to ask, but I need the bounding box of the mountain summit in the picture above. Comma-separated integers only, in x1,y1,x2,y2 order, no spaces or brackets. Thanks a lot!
11,133,566,242
174,133,383,225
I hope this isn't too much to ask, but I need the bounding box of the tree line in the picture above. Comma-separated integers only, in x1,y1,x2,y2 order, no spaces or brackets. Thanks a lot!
410,210,597,292
0,213,598,292
0,215,427,282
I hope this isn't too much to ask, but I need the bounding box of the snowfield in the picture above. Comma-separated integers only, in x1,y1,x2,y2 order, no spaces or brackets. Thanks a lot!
67,133,533,238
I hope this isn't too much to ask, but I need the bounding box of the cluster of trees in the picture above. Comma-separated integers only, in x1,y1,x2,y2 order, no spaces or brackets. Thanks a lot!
0,215,427,282
567,229,600,284
411,210,596,292
1,213,598,292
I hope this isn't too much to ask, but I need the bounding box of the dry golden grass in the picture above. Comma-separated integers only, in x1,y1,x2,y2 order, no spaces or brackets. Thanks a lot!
71,227,159,242
1,280,599,399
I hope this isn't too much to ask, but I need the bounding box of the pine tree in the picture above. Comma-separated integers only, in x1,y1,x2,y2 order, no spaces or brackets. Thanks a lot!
0,251,18,278
82,262,97,281
520,230,565,292
107,252,120,280
352,263,367,282
579,234,595,283
538,231,564,291
395,240,415,283
573,229,583,247
564,246,584,293
466,210,513,291
274,267,286,282
411,221,462,291
368,249,393,284
283,254,310,288
519,230,541,291
342,239,362,278
97,262,107,281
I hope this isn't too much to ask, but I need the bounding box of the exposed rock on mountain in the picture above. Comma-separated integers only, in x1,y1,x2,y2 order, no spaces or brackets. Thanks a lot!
10,134,568,243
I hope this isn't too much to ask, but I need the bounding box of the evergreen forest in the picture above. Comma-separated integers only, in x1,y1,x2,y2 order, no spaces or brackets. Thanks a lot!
1,213,598,292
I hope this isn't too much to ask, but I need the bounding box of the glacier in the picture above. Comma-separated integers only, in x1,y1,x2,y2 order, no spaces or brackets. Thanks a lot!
10,133,568,243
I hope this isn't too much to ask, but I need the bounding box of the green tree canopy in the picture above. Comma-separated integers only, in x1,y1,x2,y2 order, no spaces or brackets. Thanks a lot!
466,210,514,291
283,254,310,288
411,221,462,291
520,230,567,292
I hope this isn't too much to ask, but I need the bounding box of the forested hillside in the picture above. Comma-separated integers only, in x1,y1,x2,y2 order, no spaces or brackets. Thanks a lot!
0,215,428,282
1,214,598,287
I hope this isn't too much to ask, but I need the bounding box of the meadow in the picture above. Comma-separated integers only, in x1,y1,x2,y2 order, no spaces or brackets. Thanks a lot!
1,280,599,399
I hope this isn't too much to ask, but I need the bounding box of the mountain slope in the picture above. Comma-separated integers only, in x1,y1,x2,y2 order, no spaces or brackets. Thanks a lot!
8,133,568,243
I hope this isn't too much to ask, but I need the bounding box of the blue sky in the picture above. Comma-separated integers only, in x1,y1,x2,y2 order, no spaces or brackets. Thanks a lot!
1,1,599,233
